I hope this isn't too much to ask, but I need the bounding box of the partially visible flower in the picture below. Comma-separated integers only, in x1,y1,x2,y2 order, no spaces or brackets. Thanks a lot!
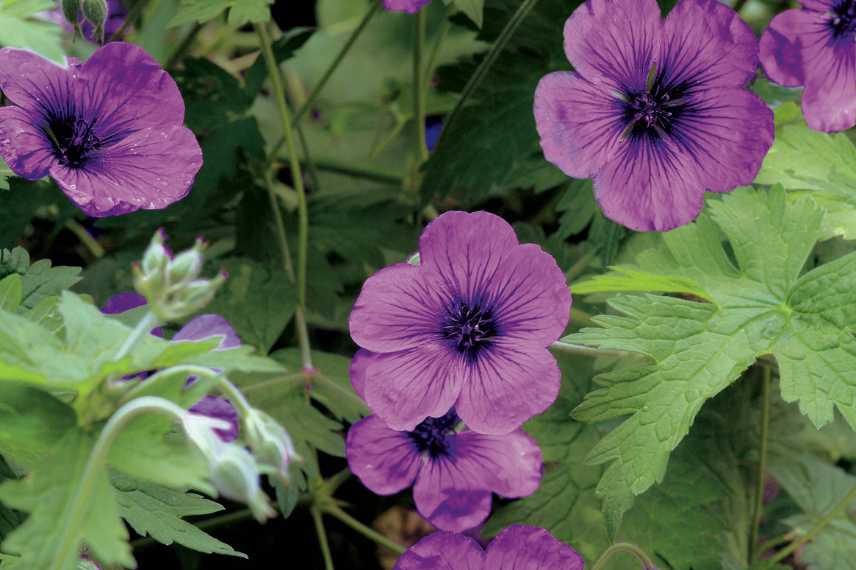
346,406,542,532
760,0,856,132
101,295,240,441
349,211,570,435
384,0,431,13
394,525,584,570
0,42,202,217
534,0,773,231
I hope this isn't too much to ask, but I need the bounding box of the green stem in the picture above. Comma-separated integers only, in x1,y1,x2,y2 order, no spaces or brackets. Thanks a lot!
757,531,793,556
750,364,772,561
324,505,406,554
549,341,633,360
436,0,541,148
255,23,314,372
591,543,657,570
423,16,450,86
65,219,105,259
414,8,429,163
297,158,402,185
292,1,380,126
311,507,335,570
114,311,160,362
770,484,856,563
263,170,297,283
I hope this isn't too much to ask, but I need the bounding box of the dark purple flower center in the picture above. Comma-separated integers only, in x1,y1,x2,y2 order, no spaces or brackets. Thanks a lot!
621,84,689,141
45,115,103,168
830,1,856,39
441,300,497,360
407,411,459,458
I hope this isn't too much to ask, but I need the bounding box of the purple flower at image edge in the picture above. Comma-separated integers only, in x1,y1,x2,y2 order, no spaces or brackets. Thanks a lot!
0,42,202,217
383,0,432,13
394,525,584,570
534,0,773,231
101,293,240,442
348,211,571,436
347,356,542,531
760,0,856,132
41,0,128,42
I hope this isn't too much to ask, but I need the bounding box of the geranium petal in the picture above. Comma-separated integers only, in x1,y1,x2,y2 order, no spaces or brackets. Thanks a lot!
759,9,815,87
346,415,421,495
413,457,493,532
453,430,542,498
349,348,373,400
0,48,72,116
189,396,239,442
455,343,560,435
363,345,463,431
173,314,241,349
394,532,484,570
483,525,585,570
802,42,856,132
0,106,57,180
48,124,202,217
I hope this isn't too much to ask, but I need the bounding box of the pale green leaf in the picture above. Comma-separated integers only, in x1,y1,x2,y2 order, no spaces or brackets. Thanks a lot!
0,6,63,63
0,384,76,468
451,0,484,27
170,0,271,27
112,472,244,558
0,275,21,312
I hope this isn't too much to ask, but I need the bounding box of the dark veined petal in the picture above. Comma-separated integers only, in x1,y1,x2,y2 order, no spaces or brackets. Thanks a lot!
487,243,571,346
563,0,661,89
418,211,519,306
394,532,484,570
662,0,759,90
363,345,463,431
346,415,422,495
48,124,202,217
455,342,560,435
802,42,856,132
593,135,707,232
452,430,542,498
412,458,493,532
533,71,625,179
759,9,813,87
483,525,585,570
349,263,448,353
0,48,73,117
0,106,56,180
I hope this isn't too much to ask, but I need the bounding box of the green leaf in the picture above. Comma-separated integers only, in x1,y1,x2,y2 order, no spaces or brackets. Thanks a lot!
112,472,245,558
0,384,76,468
450,0,484,27
573,266,713,301
0,276,22,312
0,247,81,310
756,102,856,239
0,457,23,544
555,180,597,239
170,0,271,27
0,158,11,191
0,430,133,570
569,186,856,528
770,454,856,570
0,2,64,62
207,258,296,353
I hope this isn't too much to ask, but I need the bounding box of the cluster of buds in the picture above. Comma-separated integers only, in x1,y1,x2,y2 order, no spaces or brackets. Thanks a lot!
62,0,109,42
181,411,277,522
133,230,226,323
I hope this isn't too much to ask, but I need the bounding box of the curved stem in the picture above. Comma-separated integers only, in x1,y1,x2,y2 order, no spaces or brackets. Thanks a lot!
436,0,541,148
255,23,314,372
324,505,406,554
771,484,856,563
65,219,105,259
591,542,657,570
413,8,429,163
311,507,335,570
750,364,772,561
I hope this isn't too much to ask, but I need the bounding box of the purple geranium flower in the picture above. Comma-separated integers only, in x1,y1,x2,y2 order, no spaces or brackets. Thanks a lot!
760,0,856,132
394,525,584,570
384,0,431,12
0,42,202,217
102,293,240,441
346,405,541,532
348,211,571,435
534,0,773,231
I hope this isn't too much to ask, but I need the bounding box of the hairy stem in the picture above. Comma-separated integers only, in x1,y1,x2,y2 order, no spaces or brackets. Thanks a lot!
436,0,541,148
414,8,429,163
771,484,856,563
750,364,772,561
591,542,657,570
324,505,406,554
311,507,336,570
255,23,314,372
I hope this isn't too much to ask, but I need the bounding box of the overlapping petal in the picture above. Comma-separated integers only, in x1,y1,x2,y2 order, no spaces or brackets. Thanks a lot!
173,314,241,349
346,416,422,495
484,526,585,570
0,48,72,116
395,532,483,570
452,430,542,498
759,9,812,87
802,44,856,132
0,106,56,180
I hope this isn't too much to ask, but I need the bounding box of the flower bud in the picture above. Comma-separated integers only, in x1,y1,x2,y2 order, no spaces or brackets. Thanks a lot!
243,409,298,483
209,445,276,522
81,0,109,43
167,239,206,286
141,229,171,276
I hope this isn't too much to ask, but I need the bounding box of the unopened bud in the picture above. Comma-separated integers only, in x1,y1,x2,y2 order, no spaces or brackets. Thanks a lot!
62,0,82,38
209,445,276,522
166,239,206,285
81,0,108,43
141,229,170,275
243,409,298,483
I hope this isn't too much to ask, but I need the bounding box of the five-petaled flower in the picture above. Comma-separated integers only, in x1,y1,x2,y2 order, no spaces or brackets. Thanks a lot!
384,0,431,13
0,42,202,217
348,211,571,435
394,525,584,570
760,0,856,132
534,0,774,231
346,401,542,532
102,292,240,441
